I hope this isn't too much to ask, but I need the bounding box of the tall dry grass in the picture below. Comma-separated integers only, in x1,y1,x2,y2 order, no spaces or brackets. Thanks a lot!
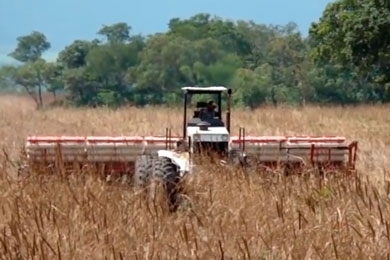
0,94,390,259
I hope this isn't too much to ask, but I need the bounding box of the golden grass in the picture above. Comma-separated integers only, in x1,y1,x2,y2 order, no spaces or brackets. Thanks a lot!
0,94,390,259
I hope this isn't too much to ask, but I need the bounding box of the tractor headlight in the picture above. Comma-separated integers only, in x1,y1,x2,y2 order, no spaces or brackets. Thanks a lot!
221,134,229,141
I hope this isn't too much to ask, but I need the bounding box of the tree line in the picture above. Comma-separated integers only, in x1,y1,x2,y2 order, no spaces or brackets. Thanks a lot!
0,0,389,109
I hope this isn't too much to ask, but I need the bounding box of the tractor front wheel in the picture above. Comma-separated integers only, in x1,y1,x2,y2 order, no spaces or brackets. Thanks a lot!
153,157,182,212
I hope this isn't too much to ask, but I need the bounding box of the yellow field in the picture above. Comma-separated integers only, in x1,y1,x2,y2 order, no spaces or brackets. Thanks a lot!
0,94,390,259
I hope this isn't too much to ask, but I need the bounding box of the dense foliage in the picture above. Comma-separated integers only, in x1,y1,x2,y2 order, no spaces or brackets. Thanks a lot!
1,0,390,109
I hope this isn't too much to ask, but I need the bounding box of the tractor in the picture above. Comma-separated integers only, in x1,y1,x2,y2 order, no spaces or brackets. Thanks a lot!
22,86,358,212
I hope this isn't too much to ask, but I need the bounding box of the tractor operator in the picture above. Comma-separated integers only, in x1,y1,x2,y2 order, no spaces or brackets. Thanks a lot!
202,100,217,120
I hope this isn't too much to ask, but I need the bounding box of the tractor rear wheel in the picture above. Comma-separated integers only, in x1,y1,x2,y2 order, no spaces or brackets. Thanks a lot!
153,157,182,212
134,155,154,188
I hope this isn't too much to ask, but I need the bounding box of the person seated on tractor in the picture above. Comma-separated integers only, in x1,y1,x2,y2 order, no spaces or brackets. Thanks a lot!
202,100,217,121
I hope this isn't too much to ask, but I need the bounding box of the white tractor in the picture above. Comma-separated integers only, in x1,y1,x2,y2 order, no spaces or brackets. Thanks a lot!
22,86,358,212
133,86,358,211
142,86,245,174
133,86,246,211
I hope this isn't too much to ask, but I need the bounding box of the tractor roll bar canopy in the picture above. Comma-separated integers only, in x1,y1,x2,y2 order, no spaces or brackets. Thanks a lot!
181,86,232,138
181,86,228,94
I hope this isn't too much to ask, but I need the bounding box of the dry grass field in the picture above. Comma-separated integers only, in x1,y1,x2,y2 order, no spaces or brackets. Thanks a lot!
0,94,390,259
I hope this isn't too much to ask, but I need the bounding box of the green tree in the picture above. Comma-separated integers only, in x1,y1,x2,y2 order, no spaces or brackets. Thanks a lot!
2,59,57,108
85,41,141,106
129,34,197,105
8,31,51,63
309,0,390,102
58,24,145,107
43,62,64,99
7,31,52,108
98,22,132,44
62,67,95,106
57,40,97,69
231,65,272,108
8,11,388,109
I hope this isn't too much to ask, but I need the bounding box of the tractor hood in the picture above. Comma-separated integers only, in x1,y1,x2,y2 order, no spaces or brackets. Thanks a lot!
187,126,229,142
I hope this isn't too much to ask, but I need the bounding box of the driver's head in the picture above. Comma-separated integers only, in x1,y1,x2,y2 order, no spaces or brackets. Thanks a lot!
207,100,216,111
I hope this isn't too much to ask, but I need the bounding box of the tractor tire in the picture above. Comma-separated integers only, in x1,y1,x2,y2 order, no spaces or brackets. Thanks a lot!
153,157,182,212
133,155,154,188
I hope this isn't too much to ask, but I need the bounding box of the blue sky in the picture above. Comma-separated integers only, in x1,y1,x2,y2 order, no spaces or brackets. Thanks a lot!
0,0,332,65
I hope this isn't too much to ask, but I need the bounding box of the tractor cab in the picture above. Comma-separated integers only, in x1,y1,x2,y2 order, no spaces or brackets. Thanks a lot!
181,86,232,137
180,86,233,158
187,100,225,127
